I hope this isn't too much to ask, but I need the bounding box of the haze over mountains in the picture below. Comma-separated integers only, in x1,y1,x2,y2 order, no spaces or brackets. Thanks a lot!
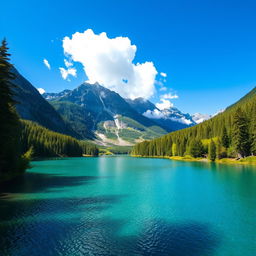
12,67,210,146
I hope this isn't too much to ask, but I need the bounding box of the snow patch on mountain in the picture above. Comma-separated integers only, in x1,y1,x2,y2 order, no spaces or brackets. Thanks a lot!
192,113,211,124
143,107,195,125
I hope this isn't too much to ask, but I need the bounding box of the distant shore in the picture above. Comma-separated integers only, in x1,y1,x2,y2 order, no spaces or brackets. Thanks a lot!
131,155,256,166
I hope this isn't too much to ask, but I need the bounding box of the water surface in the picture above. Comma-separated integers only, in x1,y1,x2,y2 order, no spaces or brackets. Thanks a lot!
0,156,256,255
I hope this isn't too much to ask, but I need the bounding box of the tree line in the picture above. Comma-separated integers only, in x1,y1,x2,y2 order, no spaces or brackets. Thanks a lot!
132,90,256,161
21,120,99,157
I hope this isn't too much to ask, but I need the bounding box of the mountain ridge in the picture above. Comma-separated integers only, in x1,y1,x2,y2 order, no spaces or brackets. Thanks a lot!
47,83,167,146
11,67,80,138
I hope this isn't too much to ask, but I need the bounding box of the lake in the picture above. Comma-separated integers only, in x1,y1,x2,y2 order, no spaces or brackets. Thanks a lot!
0,156,255,256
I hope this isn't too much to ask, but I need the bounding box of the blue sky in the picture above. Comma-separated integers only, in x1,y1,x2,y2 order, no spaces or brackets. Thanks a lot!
0,0,255,114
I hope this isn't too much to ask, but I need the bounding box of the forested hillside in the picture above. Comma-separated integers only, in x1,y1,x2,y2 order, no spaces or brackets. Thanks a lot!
132,87,256,160
21,120,99,157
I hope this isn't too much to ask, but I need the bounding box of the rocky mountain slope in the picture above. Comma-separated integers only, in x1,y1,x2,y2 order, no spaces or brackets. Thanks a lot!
126,97,196,131
12,67,79,138
46,83,167,146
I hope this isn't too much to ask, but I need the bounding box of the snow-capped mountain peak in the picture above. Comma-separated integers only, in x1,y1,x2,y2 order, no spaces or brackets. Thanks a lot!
192,113,211,124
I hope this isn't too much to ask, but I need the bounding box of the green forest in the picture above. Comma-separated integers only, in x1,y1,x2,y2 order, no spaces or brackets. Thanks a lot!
21,120,99,157
132,87,256,161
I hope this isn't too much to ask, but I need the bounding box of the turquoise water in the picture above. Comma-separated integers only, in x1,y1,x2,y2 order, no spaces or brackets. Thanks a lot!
0,156,256,256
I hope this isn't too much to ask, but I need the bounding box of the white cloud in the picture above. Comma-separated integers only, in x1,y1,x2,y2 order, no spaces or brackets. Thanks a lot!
162,93,179,99
171,116,193,125
156,99,173,110
143,109,165,119
192,113,211,124
43,59,51,70
59,67,77,80
160,72,167,77
37,88,45,94
62,29,158,99
159,86,167,91
64,59,73,68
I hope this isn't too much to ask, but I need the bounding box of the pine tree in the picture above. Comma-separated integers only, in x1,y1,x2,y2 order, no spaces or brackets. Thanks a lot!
0,39,28,180
189,139,204,158
221,126,229,148
208,140,216,161
232,108,250,158
251,109,256,155
172,143,177,156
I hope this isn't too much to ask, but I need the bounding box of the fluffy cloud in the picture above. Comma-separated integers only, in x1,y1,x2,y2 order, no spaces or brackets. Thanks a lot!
62,29,158,99
59,67,77,80
162,93,179,99
156,99,173,110
43,59,51,69
143,109,165,119
37,88,45,94
171,116,193,125
159,86,167,91
64,59,73,68
160,72,167,77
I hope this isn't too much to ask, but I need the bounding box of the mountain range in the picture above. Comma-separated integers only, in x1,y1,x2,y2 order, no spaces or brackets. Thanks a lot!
12,67,209,146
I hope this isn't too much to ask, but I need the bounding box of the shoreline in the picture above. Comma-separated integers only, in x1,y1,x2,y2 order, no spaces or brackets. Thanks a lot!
131,155,256,166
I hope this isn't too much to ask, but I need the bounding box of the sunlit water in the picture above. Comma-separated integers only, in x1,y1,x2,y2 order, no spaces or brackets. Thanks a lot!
0,156,256,256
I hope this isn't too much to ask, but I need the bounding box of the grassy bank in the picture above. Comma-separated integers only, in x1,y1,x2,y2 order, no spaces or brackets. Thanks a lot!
131,155,256,166
216,156,256,165
99,145,132,155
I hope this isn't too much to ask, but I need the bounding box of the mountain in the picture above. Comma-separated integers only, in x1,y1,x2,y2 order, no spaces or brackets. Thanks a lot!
125,97,156,114
11,67,79,138
132,86,256,158
126,97,196,132
47,83,167,146
192,113,211,124
43,90,71,101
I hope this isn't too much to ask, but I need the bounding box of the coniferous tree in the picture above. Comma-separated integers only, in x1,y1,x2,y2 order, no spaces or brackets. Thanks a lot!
172,143,177,156
232,108,250,158
221,126,229,148
0,39,28,180
251,114,256,156
208,140,216,161
189,139,204,158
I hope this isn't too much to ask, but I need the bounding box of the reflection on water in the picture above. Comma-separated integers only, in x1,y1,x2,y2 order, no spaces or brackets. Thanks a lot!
0,156,255,256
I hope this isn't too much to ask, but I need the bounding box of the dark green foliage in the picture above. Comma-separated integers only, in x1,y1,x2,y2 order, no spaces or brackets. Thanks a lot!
208,140,217,161
21,120,99,157
189,139,204,158
132,87,256,159
251,122,256,156
232,108,251,157
221,126,229,148
250,102,256,156
0,39,29,181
